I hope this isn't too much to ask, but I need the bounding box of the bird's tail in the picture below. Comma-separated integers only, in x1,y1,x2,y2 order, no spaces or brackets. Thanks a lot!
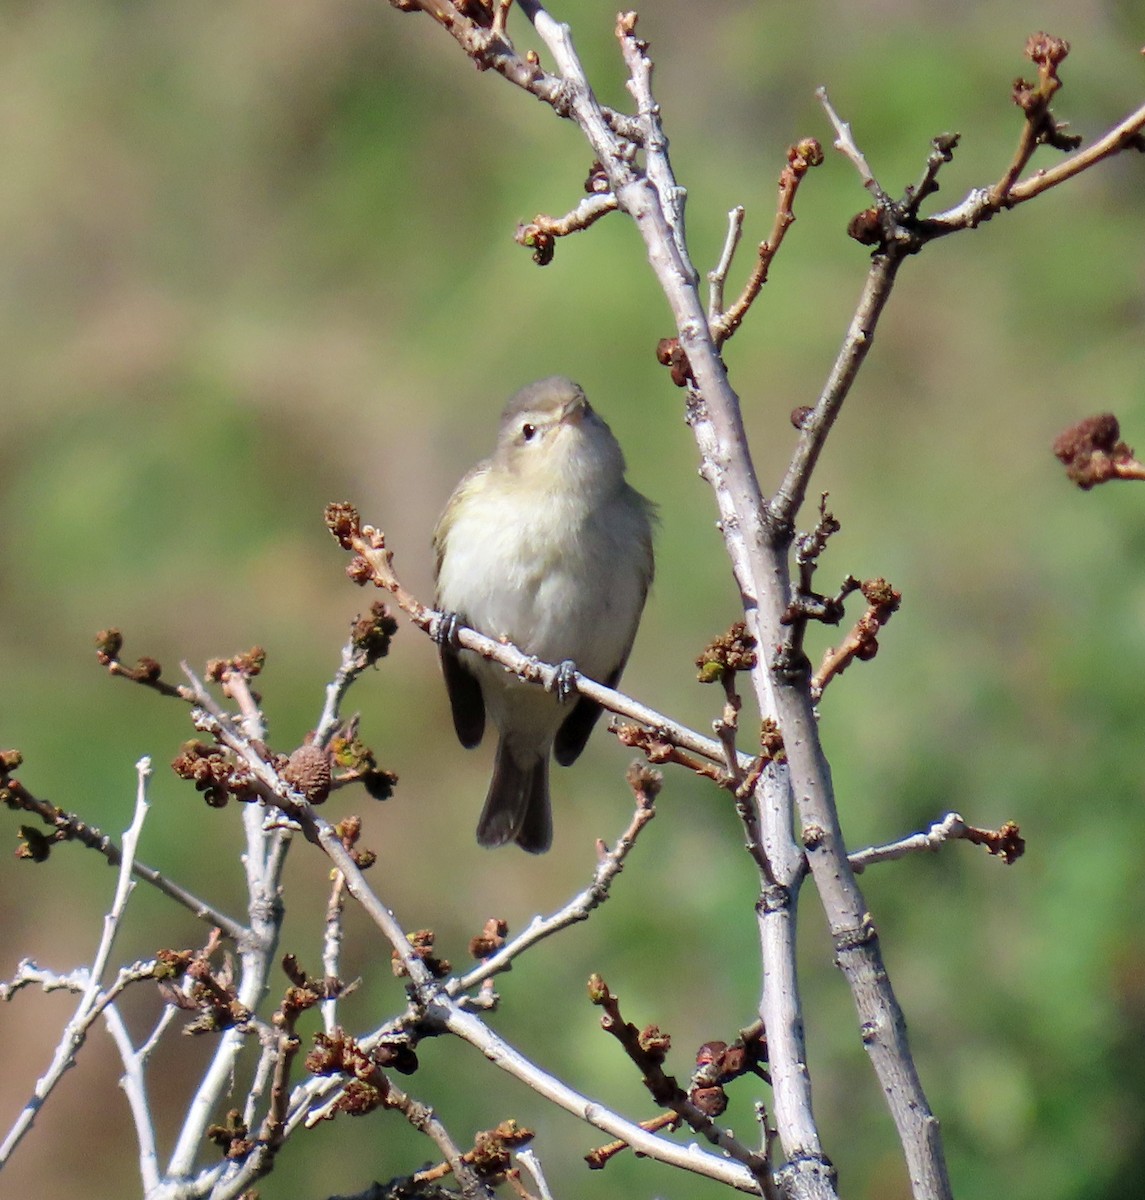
477,740,552,854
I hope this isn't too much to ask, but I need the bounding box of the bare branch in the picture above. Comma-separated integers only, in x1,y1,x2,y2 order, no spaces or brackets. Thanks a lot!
2,766,248,944
769,252,903,529
711,140,824,348
850,812,1026,872
450,770,658,995
439,1005,761,1194
0,760,153,1169
516,191,618,265
816,86,887,201
325,503,756,772
708,206,745,320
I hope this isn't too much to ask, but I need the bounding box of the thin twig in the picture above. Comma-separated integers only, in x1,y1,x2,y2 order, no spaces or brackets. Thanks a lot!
0,760,152,1168
816,86,887,201
712,140,823,348
769,252,903,530
450,787,657,995
440,1006,760,1194
708,206,745,320
103,1002,162,1194
850,812,1025,872
516,191,619,264
2,773,248,943
322,872,348,1034
515,1149,556,1200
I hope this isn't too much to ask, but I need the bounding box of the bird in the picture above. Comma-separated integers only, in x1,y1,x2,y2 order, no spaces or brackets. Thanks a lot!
432,376,654,852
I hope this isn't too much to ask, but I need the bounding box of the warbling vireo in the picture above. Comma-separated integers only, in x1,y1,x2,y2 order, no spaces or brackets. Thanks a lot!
433,376,655,853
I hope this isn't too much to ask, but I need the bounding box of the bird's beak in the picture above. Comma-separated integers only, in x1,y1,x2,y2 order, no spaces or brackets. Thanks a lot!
560,394,589,426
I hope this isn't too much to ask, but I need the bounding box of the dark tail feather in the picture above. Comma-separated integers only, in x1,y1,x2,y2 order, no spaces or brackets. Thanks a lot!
476,741,552,854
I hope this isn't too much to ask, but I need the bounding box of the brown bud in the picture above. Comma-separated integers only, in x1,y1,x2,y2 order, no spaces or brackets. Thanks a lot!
351,601,398,665
690,1085,728,1116
94,628,123,662
135,657,162,684
469,917,509,959
1026,31,1069,68
695,1040,727,1068
324,502,362,548
585,161,610,194
1053,413,1135,489
789,137,824,171
587,973,609,1005
638,1024,671,1061
847,207,882,246
346,555,372,585
625,760,662,801
516,223,555,267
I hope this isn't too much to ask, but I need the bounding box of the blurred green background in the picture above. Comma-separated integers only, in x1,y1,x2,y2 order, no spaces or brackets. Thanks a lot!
2,1,1144,1197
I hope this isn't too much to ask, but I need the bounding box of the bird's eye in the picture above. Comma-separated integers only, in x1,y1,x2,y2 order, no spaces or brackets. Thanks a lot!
521,422,537,442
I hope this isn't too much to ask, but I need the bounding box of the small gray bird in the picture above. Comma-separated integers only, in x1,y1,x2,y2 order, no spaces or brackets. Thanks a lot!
433,377,655,852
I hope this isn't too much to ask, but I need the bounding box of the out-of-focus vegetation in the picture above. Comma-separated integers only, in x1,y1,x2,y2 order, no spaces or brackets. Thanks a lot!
2,1,1144,1197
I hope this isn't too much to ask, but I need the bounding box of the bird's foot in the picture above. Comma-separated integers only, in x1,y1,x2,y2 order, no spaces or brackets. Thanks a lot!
432,610,464,649
554,659,579,703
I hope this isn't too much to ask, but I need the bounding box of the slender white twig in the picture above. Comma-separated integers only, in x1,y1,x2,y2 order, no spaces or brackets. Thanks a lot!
709,205,746,320
167,670,291,1179
816,86,881,194
103,1002,161,1195
314,636,370,747
322,873,348,1033
515,1149,557,1200
136,1000,179,1066
441,1006,760,1194
0,759,152,1168
849,813,980,872
450,798,655,995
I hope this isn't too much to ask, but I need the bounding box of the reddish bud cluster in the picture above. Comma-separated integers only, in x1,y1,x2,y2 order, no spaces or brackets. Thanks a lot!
964,819,1026,865
688,1024,769,1118
516,222,556,266
206,1109,252,1160
205,647,266,683
171,741,257,809
624,760,663,802
156,942,252,1035
393,929,451,979
467,1120,535,1179
656,336,694,388
759,717,785,763
1053,413,1144,489
324,501,363,549
351,600,399,665
695,621,758,683
1026,31,1070,71
95,628,164,685
469,917,509,960
788,137,824,174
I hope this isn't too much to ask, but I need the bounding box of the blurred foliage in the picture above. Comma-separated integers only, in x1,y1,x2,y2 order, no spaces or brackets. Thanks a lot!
2,1,1144,1198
